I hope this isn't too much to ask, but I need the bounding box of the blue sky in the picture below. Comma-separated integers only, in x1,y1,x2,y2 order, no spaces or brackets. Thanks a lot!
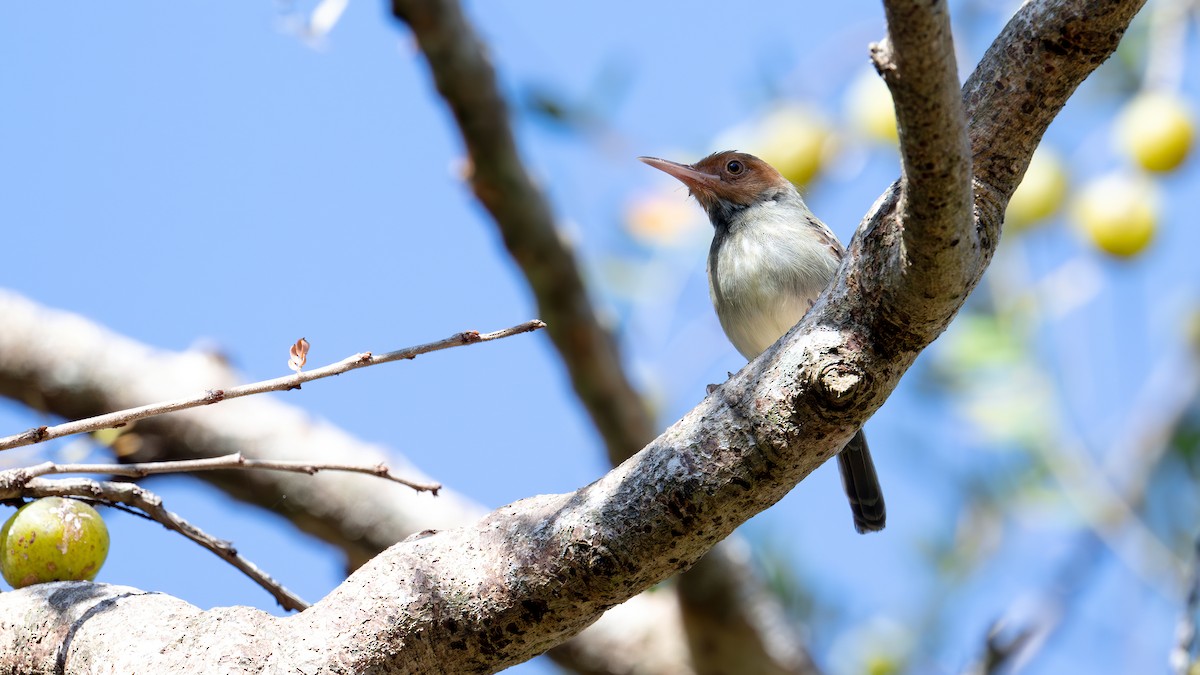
3,1,1200,673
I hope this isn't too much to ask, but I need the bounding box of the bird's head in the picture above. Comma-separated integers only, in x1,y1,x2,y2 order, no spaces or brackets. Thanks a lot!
638,151,795,224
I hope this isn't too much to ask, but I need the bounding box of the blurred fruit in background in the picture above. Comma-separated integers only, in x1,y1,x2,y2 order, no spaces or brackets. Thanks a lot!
1116,91,1194,173
1006,147,1069,231
845,67,899,145
1071,171,1159,257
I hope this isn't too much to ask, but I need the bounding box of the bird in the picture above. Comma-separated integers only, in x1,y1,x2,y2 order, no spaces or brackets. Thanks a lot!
639,150,886,534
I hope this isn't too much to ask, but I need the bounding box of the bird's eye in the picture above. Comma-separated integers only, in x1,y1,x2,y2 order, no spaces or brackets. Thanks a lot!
725,160,744,175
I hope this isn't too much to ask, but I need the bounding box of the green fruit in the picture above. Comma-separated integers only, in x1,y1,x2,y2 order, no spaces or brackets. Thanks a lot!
0,497,109,588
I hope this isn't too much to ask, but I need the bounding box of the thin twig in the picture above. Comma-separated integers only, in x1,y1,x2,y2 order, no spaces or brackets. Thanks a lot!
12,452,441,495
1171,535,1200,674
17,477,309,612
0,320,545,452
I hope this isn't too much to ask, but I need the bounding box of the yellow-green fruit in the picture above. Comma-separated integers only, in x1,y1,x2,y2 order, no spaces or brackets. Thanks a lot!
1070,172,1159,258
846,67,899,144
0,498,109,588
1116,92,1194,173
751,106,831,186
1006,148,1069,230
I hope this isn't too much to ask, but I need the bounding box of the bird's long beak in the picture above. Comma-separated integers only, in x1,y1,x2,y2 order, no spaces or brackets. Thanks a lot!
638,156,720,193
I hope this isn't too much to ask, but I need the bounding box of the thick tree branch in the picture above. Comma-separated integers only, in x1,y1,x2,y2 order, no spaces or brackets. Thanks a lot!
871,0,975,336
964,0,1145,203
837,0,1143,361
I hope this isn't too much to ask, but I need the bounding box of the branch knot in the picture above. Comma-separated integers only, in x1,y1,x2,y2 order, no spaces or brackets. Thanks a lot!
813,362,867,412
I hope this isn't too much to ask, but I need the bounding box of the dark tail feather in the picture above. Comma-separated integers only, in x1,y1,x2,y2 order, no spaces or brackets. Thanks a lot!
837,430,886,534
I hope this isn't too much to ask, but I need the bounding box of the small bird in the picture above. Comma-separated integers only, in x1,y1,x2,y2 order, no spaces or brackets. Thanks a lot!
639,151,886,533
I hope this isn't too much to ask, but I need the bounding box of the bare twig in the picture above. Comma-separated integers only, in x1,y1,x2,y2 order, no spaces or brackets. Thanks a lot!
1171,535,1200,675
15,477,309,612
8,452,441,495
0,320,545,452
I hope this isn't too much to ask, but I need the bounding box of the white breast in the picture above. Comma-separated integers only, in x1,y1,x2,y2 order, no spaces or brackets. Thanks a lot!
707,201,841,360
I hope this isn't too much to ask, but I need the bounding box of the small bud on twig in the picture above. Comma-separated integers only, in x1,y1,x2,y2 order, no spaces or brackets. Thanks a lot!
288,338,310,373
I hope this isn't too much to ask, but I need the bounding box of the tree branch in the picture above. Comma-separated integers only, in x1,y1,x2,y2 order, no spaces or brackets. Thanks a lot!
19,478,309,612
389,0,655,469
870,0,975,336
0,320,544,452
964,0,1146,201
835,0,1143,360
677,541,821,675
10,452,440,495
